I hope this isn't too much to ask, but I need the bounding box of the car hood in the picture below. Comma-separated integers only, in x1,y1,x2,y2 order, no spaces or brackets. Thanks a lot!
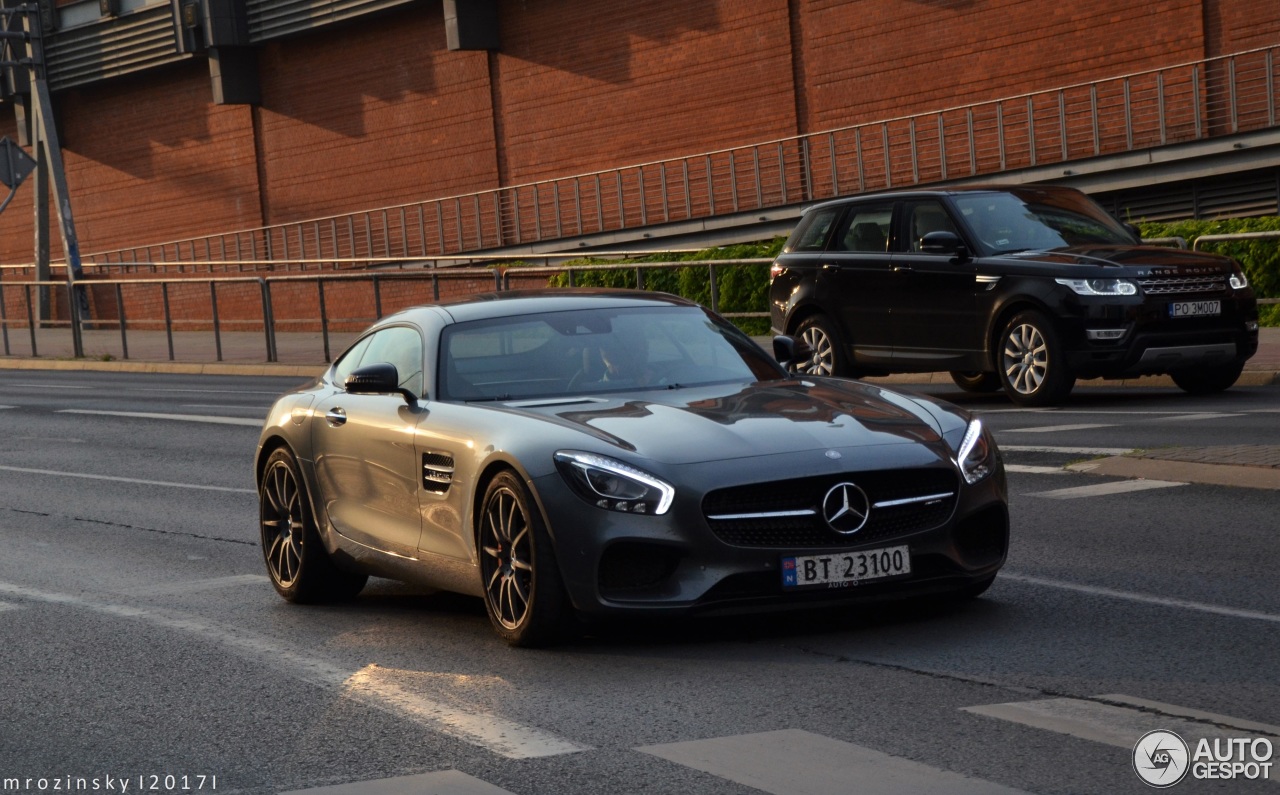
999,245,1235,273
492,379,951,465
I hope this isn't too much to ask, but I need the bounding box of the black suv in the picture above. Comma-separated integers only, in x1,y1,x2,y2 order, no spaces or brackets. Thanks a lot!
768,184,1259,406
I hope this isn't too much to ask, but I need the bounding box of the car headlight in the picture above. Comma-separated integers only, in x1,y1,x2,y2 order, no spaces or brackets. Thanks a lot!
1054,278,1137,296
554,451,674,515
1229,268,1249,290
957,419,995,485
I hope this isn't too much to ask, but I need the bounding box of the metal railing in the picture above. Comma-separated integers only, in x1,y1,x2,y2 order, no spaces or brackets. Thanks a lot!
64,45,1280,269
0,259,769,364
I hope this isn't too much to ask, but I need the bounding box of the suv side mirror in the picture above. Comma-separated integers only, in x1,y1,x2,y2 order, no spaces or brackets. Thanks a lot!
773,335,814,372
920,230,968,259
345,363,418,404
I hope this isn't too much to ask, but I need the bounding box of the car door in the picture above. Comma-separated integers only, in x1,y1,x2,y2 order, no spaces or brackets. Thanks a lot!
887,199,985,370
312,325,427,558
817,201,897,363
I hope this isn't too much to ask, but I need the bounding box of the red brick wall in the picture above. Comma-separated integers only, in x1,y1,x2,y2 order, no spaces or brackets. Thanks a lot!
492,0,799,183
1204,0,1280,56
254,4,499,225
793,0,1208,131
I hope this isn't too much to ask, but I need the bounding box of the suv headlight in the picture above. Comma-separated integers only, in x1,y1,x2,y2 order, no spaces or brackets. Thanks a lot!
957,419,995,485
1229,268,1249,290
554,451,674,515
1054,278,1137,296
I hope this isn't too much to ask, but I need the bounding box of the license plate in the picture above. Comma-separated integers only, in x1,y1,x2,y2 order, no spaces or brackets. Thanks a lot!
1169,300,1220,318
782,545,911,589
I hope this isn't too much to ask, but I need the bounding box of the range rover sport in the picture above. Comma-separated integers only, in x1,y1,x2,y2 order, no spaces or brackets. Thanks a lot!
768,184,1259,406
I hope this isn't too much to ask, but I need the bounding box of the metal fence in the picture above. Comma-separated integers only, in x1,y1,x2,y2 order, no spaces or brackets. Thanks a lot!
0,259,771,364
69,45,1280,269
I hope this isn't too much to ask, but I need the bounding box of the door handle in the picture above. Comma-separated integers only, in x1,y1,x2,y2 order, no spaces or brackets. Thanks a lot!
325,407,347,427
893,264,914,273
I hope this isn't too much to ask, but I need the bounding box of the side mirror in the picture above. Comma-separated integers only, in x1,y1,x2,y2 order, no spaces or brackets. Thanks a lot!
345,363,418,404
920,230,968,259
773,335,814,373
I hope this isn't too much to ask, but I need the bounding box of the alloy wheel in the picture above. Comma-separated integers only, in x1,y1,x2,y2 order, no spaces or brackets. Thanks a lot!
261,460,304,588
799,325,835,375
1002,322,1048,396
481,486,534,630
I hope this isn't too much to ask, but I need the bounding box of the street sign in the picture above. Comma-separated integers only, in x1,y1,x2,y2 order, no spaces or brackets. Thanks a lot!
0,136,37,189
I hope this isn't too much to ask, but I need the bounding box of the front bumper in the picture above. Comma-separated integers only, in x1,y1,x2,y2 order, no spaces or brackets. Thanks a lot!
531,444,1009,618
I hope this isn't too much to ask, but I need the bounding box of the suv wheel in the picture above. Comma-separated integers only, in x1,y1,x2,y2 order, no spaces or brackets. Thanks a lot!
794,314,850,377
1171,360,1246,395
950,371,1001,393
998,310,1075,406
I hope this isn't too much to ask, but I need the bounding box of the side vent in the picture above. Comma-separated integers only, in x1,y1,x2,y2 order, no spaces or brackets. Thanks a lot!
422,452,455,494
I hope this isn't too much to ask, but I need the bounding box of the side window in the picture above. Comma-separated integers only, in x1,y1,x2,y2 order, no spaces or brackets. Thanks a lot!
332,334,374,385
833,205,893,252
357,326,425,396
786,207,842,252
905,201,960,252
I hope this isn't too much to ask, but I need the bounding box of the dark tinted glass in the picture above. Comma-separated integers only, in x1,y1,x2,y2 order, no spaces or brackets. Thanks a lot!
952,190,1134,254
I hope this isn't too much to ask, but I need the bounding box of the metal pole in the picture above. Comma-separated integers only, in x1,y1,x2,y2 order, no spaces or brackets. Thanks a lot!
116,282,128,360
24,284,36,355
210,282,222,362
318,279,330,363
260,279,277,362
161,283,175,361
0,282,8,355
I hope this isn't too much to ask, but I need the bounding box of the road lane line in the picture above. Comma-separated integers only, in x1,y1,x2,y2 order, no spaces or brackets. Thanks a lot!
998,445,1133,455
963,697,1280,783
0,580,591,759
280,770,516,795
1161,412,1243,422
0,601,22,612
1026,480,1186,499
127,574,269,597
638,729,1029,795
57,409,262,426
0,464,256,494
1004,465,1070,474
1002,423,1117,433
1001,573,1280,625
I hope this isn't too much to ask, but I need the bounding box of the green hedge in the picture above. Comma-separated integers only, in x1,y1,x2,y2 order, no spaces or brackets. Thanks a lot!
1138,217,1280,326
541,239,785,334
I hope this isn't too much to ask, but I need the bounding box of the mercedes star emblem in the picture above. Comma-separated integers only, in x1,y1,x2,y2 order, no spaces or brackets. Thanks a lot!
822,482,870,535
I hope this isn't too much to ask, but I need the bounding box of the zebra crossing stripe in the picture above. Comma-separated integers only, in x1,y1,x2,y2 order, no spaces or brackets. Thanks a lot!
637,729,1029,795
279,769,515,795
1026,479,1186,499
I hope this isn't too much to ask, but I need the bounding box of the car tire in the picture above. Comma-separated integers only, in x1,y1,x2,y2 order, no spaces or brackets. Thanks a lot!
479,470,572,647
997,310,1075,406
1171,360,1246,395
794,314,851,377
259,447,367,604
949,371,1002,393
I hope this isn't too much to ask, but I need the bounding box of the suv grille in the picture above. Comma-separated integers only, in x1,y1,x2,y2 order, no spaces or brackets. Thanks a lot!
702,469,958,548
1137,275,1225,295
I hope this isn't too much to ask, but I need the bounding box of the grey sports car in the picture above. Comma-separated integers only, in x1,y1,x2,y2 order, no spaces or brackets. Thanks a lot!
255,289,1008,646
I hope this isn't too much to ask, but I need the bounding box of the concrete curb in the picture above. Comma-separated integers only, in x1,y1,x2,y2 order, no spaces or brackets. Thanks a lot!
0,357,321,378
1067,456,1280,489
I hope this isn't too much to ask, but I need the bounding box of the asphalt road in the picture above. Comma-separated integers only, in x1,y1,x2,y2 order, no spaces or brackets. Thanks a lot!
1,370,1278,795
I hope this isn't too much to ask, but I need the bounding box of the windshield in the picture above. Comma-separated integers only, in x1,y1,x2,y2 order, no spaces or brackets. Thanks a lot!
438,305,786,401
952,190,1136,255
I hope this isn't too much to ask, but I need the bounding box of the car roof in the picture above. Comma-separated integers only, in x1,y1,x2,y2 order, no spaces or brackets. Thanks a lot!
378,288,700,326
799,183,1083,215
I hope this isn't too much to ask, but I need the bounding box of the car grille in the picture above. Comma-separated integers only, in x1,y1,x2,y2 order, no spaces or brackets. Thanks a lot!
702,469,958,548
1137,275,1225,295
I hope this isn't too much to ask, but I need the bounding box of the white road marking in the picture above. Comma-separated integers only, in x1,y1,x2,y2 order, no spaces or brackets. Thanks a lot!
998,445,1133,456
279,770,516,795
1002,423,1117,433
127,574,269,597
0,464,256,494
1004,464,1070,475
0,580,591,759
0,405,15,410
57,409,262,426
639,729,1029,795
1001,572,1280,625
0,601,22,612
182,403,271,412
1161,412,1243,422
5,382,280,395
964,696,1280,783
1026,479,1186,499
